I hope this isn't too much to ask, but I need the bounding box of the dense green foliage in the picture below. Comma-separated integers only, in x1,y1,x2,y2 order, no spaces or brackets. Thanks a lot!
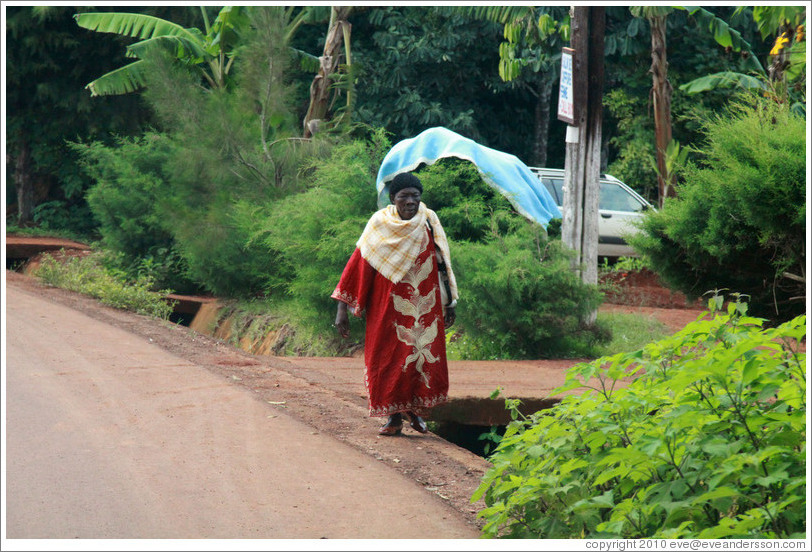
453,223,606,359
5,6,151,231
74,133,194,292
475,297,806,538
252,129,388,339
34,252,174,319
352,7,540,163
629,98,806,322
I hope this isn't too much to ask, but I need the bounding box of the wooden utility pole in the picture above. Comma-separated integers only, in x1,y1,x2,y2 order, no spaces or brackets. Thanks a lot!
560,6,605,322
562,6,605,272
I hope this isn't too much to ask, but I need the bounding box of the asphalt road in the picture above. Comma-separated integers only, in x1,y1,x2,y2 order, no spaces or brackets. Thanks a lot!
4,280,479,540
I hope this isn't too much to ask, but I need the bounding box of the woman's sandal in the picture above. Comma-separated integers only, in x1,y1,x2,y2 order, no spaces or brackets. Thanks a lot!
379,415,403,436
406,411,428,434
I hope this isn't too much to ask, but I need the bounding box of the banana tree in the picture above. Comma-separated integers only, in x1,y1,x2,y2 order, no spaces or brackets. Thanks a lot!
677,6,806,115
675,6,766,97
628,6,765,207
75,7,251,95
630,6,675,208
302,6,354,138
75,6,327,96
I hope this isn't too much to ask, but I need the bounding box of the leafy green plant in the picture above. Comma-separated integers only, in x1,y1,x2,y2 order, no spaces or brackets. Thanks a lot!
33,252,175,319
474,294,806,538
74,133,198,292
418,158,517,242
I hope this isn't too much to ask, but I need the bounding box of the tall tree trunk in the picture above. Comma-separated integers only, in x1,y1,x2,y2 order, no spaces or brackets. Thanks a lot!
303,7,352,138
13,140,35,225
649,14,674,208
531,75,553,166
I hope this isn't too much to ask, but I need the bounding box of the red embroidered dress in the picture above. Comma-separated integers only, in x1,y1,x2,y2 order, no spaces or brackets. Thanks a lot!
332,227,449,417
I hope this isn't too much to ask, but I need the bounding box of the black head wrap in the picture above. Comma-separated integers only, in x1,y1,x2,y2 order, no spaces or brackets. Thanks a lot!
388,172,423,199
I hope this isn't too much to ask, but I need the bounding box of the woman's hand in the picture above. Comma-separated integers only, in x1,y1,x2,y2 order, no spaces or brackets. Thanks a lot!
335,301,350,338
444,306,456,329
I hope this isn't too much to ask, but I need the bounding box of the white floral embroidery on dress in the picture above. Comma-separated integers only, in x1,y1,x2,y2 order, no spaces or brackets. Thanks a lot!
392,254,439,388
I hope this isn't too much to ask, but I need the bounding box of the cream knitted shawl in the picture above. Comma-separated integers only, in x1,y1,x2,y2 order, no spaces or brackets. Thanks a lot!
357,203,458,300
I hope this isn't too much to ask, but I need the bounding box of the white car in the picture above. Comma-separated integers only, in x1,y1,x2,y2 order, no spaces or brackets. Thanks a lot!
530,167,654,258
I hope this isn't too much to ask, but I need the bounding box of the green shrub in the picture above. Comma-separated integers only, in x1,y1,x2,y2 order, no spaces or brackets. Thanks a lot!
453,220,607,359
629,97,806,322
474,295,806,538
75,133,196,293
31,200,98,238
251,129,388,338
34,252,174,319
420,158,608,359
418,158,516,242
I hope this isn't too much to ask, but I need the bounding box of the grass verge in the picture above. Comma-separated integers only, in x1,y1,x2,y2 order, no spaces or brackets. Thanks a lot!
446,310,669,361
32,251,175,320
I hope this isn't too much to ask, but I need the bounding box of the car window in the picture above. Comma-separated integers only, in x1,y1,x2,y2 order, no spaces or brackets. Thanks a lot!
599,182,645,213
539,176,647,213
541,178,564,205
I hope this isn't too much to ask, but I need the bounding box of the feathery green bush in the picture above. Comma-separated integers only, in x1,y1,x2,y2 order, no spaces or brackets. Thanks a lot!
630,98,806,322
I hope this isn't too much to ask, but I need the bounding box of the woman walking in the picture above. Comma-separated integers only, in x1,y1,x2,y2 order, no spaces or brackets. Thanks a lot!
332,172,458,435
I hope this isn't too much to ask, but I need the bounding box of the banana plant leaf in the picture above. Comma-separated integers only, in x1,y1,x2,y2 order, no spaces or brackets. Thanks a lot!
85,60,149,97
126,34,209,65
74,12,208,60
291,48,321,73
679,7,765,75
679,72,768,94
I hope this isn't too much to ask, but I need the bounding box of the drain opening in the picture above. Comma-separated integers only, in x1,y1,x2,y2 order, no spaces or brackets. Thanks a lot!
166,295,217,327
7,258,27,271
429,397,560,458
169,311,196,326
431,421,507,457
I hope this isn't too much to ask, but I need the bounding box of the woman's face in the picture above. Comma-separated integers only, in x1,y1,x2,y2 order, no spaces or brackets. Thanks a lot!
392,187,421,220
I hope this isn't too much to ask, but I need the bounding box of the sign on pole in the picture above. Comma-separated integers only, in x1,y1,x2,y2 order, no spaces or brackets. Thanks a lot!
557,47,576,125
